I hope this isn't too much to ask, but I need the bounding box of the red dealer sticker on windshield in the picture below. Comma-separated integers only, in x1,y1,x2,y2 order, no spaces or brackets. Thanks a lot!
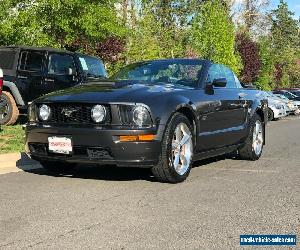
48,137,72,154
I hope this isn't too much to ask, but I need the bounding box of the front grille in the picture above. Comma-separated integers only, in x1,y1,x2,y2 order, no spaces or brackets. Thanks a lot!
38,103,111,124
118,104,134,125
29,143,113,160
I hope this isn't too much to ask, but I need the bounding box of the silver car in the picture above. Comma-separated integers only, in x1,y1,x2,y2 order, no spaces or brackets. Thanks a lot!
273,94,299,115
263,92,287,121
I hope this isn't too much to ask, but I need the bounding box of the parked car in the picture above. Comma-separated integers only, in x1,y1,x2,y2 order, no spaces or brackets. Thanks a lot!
263,92,287,120
274,88,300,97
289,90,300,97
0,46,107,125
273,94,299,115
273,89,300,101
0,68,4,131
273,90,300,111
25,59,268,183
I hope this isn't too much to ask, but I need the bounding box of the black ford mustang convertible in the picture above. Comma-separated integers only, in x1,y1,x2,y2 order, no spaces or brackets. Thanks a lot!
25,59,268,183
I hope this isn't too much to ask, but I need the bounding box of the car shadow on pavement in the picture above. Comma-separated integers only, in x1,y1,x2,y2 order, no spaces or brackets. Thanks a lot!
17,153,155,182
17,152,229,182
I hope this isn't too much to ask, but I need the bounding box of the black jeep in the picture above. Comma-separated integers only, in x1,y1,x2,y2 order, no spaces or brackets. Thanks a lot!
0,46,107,125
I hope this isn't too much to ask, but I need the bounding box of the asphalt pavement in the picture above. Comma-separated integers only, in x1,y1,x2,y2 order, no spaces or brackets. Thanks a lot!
0,116,299,249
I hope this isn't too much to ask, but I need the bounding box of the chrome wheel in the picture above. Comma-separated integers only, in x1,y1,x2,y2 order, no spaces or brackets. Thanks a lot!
0,98,9,121
171,122,193,175
252,120,263,156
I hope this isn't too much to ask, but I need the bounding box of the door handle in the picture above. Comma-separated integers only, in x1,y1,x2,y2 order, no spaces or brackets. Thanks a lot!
18,76,27,79
45,78,54,82
238,93,248,108
238,93,247,99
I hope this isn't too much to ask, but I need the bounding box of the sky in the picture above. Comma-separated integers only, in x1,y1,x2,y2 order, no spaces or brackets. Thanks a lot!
270,0,300,19
234,0,300,19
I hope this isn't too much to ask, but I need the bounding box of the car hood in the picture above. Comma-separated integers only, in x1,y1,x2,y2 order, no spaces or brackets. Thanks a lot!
267,97,285,106
36,81,192,103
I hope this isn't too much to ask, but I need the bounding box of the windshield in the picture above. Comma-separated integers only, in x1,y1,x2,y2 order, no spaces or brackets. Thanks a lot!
78,55,107,78
282,91,297,99
112,60,204,88
290,91,300,97
275,94,288,100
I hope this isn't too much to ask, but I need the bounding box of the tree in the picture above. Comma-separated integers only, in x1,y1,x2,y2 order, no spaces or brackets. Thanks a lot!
256,1,300,89
271,0,300,87
190,0,242,73
123,0,199,63
0,0,126,70
256,36,275,90
236,32,261,83
125,9,162,63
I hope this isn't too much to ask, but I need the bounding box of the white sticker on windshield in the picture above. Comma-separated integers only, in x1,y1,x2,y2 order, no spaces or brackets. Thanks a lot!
79,57,88,70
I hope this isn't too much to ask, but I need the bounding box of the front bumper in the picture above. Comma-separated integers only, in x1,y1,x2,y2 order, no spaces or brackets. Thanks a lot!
272,107,287,118
25,124,162,168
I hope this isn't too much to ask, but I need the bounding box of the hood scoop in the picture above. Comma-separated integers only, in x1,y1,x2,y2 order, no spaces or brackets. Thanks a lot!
83,80,131,89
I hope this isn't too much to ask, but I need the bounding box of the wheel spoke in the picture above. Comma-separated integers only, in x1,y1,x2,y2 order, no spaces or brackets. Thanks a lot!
255,123,260,135
174,153,180,167
180,154,187,166
181,124,188,135
175,126,182,142
180,134,190,146
257,137,262,144
172,141,179,149
252,121,263,156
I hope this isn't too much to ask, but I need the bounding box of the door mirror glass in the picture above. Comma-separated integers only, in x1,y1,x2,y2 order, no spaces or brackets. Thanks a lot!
212,78,227,87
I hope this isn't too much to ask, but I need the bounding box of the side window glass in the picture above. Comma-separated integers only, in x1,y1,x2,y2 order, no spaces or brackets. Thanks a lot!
48,53,76,75
207,64,225,84
223,66,236,88
19,51,44,72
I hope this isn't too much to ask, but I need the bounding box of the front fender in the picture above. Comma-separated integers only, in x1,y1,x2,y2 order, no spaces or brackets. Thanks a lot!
149,94,198,141
3,81,25,106
248,97,268,145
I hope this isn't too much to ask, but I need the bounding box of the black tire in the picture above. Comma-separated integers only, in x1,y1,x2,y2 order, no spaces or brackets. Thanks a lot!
0,91,19,125
267,108,274,121
39,160,76,174
151,113,194,183
238,114,264,161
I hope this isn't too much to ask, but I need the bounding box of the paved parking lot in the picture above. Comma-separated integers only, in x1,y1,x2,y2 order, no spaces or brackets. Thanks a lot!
0,117,299,249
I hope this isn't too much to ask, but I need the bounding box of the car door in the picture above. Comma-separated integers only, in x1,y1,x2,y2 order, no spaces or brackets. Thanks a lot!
197,64,246,151
44,52,78,93
224,66,249,127
16,50,46,103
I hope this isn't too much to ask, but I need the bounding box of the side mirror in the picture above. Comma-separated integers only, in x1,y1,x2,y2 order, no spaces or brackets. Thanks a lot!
205,83,214,95
68,68,75,76
212,78,227,87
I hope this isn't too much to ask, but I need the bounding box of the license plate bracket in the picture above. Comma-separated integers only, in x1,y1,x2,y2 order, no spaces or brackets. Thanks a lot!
48,136,73,155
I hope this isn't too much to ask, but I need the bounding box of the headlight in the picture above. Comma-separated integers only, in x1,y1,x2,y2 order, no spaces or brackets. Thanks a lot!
38,104,51,121
119,104,152,127
275,104,282,109
91,105,106,123
133,106,152,126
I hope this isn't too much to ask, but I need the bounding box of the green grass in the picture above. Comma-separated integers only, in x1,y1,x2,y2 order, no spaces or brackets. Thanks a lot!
0,125,25,154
